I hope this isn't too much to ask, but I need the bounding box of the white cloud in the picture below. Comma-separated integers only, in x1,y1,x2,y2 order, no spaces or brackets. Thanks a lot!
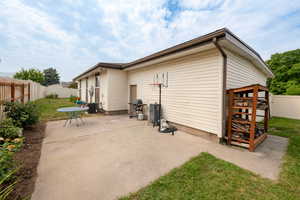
0,0,99,80
0,0,77,43
95,0,300,62
95,0,172,60
168,0,300,58
180,0,224,9
0,0,300,80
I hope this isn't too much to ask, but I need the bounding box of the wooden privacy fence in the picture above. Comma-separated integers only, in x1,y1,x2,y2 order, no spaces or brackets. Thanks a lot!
0,76,47,119
0,81,32,119
0,82,31,104
0,77,76,119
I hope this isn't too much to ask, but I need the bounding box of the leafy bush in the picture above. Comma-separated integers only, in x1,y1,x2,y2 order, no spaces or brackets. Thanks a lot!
2,138,23,152
286,86,300,95
266,49,300,94
0,137,23,194
0,168,17,200
45,93,58,99
4,102,40,128
0,149,15,181
13,68,45,85
0,139,23,189
0,118,22,139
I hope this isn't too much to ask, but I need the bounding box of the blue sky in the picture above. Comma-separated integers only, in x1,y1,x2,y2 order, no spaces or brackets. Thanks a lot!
0,0,300,81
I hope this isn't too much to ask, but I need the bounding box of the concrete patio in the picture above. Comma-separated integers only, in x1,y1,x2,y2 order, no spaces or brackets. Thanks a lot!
32,115,288,200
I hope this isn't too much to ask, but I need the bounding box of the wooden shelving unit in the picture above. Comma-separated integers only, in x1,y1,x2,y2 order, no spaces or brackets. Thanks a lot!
226,84,269,152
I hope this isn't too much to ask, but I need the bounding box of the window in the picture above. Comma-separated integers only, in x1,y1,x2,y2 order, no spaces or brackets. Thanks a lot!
95,75,100,87
85,78,88,102
79,80,81,98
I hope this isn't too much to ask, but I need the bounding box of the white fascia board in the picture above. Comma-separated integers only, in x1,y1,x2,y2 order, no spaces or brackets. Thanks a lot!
225,33,274,78
74,67,105,81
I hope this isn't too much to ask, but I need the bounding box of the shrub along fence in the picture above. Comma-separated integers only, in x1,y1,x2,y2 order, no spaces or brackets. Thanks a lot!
0,78,45,119
0,78,42,199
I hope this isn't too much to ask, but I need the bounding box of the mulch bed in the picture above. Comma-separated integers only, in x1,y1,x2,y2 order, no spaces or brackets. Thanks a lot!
9,123,46,200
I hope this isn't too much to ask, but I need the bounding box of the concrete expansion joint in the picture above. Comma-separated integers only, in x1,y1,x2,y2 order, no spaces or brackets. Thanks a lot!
44,134,95,145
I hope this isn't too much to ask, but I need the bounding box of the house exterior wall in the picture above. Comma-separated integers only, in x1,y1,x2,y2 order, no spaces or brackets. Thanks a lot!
80,78,87,102
106,69,128,111
99,70,108,111
77,70,109,110
79,76,95,103
225,50,269,121
226,50,267,89
127,49,223,136
75,46,270,137
78,80,81,99
88,76,95,103
76,69,126,112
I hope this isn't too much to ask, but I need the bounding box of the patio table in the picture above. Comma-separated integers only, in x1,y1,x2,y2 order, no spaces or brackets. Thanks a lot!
57,107,88,127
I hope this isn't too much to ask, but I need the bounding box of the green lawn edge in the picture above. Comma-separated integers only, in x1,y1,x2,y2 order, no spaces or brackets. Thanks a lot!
35,98,76,121
120,117,300,200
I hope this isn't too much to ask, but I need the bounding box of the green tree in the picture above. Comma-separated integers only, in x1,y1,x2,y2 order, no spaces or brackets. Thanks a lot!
43,67,60,86
267,49,300,95
13,68,44,84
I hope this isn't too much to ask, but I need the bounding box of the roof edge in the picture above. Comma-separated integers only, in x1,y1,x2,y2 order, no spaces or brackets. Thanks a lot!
73,28,273,80
73,62,124,81
223,28,274,77
123,28,227,69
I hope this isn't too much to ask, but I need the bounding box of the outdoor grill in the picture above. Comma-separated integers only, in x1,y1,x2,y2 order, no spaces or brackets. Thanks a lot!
129,99,144,118
132,99,143,107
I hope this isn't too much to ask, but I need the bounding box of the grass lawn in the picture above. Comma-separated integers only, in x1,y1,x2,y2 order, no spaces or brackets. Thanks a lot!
35,98,76,121
120,117,300,200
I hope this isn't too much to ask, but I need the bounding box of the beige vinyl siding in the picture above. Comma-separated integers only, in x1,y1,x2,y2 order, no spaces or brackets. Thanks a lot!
80,78,87,102
100,70,108,111
106,69,128,111
88,76,95,103
226,50,269,121
78,77,94,103
78,80,82,99
128,49,223,136
226,50,267,89
77,70,108,110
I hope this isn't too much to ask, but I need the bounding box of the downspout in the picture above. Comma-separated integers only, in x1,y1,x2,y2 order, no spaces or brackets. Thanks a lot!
212,37,227,144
